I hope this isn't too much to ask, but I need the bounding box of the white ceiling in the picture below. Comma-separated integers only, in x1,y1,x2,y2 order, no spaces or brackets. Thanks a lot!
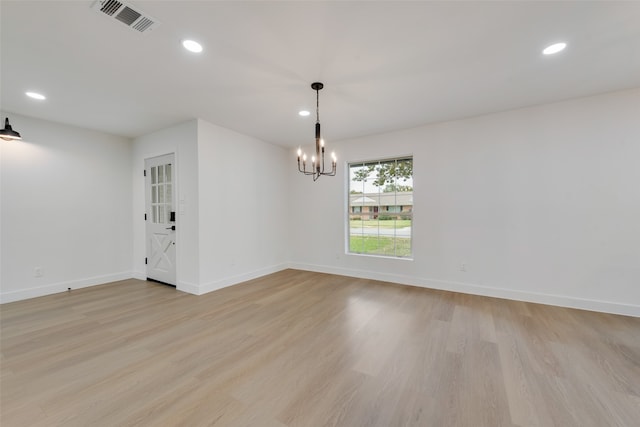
2,1,639,148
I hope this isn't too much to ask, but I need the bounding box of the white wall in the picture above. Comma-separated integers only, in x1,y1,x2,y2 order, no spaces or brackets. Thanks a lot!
131,118,289,296
132,120,200,292
0,113,132,302
196,119,289,293
289,89,640,316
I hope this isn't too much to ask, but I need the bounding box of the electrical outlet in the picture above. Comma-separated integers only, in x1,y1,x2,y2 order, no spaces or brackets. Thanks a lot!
34,267,43,277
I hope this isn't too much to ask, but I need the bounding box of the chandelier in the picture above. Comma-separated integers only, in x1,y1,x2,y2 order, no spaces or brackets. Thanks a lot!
297,82,336,181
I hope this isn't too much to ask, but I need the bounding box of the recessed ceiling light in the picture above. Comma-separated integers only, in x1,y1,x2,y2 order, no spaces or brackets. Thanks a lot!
543,42,567,55
299,110,310,117
26,91,46,100
182,39,203,53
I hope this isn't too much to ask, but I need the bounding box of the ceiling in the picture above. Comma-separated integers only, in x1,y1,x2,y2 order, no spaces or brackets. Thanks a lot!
2,1,639,148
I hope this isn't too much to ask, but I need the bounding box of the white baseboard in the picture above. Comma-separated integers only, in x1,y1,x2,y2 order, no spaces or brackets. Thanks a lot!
197,263,289,295
177,281,201,295
0,271,134,304
5,264,637,318
289,262,640,318
132,271,146,281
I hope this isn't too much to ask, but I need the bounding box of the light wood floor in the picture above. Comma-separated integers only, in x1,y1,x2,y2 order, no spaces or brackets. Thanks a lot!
1,270,639,427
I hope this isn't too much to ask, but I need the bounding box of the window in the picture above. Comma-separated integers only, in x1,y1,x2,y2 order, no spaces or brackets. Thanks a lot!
348,157,413,258
150,163,172,224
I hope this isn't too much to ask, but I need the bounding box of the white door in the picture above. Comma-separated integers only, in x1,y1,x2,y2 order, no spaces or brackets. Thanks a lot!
145,154,176,286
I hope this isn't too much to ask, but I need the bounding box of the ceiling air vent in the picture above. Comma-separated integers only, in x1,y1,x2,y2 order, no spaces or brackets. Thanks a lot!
92,0,160,34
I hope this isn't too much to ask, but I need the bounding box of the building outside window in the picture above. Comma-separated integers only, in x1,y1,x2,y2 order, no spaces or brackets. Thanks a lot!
348,157,413,258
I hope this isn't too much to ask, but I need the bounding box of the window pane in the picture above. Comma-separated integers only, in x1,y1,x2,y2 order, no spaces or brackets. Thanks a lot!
152,185,157,203
151,166,157,184
378,160,395,192
349,163,371,195
158,165,164,184
159,205,165,223
152,206,158,223
158,184,164,203
166,164,172,182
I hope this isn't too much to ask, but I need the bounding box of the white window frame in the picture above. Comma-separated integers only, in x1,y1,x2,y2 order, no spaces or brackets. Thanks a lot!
346,156,413,259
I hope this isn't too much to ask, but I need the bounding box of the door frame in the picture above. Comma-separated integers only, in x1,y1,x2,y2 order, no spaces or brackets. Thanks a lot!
143,151,179,286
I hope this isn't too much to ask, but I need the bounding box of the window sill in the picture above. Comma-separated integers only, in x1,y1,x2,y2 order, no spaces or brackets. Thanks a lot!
346,252,414,261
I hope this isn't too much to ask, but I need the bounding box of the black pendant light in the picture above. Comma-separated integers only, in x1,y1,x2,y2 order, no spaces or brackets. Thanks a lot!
297,82,336,181
0,117,22,141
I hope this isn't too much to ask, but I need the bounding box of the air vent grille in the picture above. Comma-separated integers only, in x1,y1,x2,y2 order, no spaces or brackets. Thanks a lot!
133,17,155,32
99,0,122,16
92,0,160,34
115,6,141,26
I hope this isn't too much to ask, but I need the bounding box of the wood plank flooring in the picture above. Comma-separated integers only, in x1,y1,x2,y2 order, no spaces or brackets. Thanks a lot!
1,269,639,426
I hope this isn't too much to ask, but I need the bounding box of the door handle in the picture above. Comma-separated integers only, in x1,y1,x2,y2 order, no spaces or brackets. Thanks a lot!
166,225,176,231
